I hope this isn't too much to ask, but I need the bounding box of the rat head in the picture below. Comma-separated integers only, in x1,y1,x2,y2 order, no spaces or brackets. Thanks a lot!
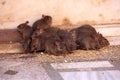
96,32,110,48
66,39,76,51
30,37,41,52
17,21,29,32
42,14,52,26
54,41,67,54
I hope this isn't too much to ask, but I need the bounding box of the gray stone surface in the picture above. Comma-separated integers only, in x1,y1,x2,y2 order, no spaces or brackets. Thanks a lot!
0,55,120,80
59,70,120,80
0,60,51,80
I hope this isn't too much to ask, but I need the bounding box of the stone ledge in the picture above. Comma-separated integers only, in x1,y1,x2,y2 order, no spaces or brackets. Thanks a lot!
0,36,119,54
0,43,23,53
0,24,120,43
0,29,22,43
0,24,120,53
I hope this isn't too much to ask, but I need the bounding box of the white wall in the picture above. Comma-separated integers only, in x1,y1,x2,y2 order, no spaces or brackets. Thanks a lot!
0,0,120,29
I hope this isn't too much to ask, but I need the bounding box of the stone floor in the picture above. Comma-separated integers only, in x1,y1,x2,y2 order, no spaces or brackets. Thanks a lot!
0,24,120,80
0,56,120,80
0,45,120,80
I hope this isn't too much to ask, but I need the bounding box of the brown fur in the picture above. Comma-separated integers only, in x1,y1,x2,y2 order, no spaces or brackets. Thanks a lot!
32,14,52,31
17,21,32,52
76,35,100,50
57,29,76,52
70,24,100,50
97,33,110,48
45,36,67,56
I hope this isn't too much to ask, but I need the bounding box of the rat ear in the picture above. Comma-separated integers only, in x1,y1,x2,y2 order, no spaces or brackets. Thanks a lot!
25,21,29,24
42,14,45,18
98,32,102,36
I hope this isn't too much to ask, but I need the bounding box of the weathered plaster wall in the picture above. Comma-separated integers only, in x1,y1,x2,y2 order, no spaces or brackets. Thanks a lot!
0,0,120,29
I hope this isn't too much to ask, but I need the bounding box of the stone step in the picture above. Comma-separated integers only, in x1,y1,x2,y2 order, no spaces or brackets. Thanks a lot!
94,24,120,37
0,36,119,54
0,43,23,53
0,24,120,43
0,29,22,43
0,24,120,53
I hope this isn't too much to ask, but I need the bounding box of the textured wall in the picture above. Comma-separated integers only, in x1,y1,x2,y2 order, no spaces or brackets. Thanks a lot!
0,0,120,29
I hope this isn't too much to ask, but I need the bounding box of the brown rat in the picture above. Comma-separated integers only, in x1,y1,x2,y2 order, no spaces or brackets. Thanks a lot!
17,21,32,52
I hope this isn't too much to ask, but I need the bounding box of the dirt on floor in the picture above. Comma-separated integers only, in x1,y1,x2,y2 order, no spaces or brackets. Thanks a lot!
0,45,120,63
